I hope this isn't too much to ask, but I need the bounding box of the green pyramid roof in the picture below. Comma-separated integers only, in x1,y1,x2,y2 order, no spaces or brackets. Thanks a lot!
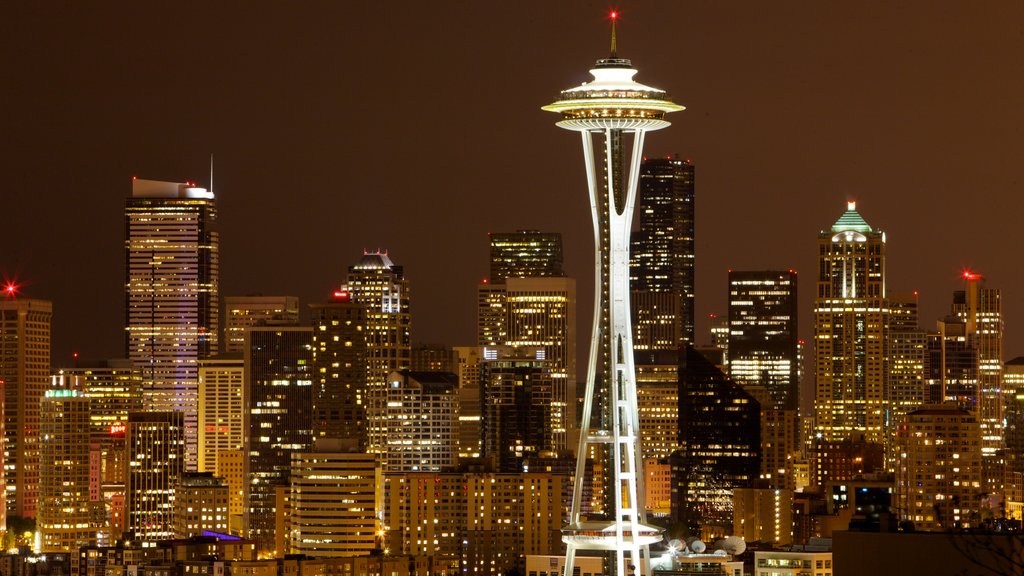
830,202,873,233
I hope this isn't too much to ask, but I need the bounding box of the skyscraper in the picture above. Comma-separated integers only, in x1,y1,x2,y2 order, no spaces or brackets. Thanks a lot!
125,411,185,545
222,296,299,354
310,293,368,444
340,251,410,454
814,202,887,447
243,326,314,553
1,297,52,519
37,389,97,552
674,345,761,536
197,354,244,474
383,370,459,473
125,178,218,471
727,270,799,411
630,155,695,348
543,15,684,574
480,345,555,471
489,230,564,283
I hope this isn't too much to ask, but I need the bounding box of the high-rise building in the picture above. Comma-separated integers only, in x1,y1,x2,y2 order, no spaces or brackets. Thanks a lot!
814,202,887,447
1004,358,1024,503
453,346,483,459
488,230,564,283
952,272,1003,490
243,327,314,553
634,350,679,460
173,472,229,537
340,251,411,454
383,371,459,473
310,294,367,444
630,155,695,347
728,270,799,411
886,292,927,417
197,354,244,474
1,297,52,518
543,23,684,572
125,411,185,545
480,346,554,471
674,345,761,537
59,359,143,452
222,296,299,354
37,389,97,552
410,343,456,372
895,405,982,531
125,178,219,471
503,277,576,451
215,448,246,533
289,438,378,557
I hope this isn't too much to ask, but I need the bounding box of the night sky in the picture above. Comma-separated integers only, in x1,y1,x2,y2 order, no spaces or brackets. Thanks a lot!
5,3,1024,394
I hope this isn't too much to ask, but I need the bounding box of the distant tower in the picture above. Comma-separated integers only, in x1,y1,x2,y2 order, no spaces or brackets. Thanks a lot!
222,296,299,353
310,293,368,445
125,411,185,544
543,13,683,576
1,297,52,519
814,202,887,447
382,371,459,472
489,230,564,283
37,389,97,553
125,178,219,471
727,270,799,411
340,251,411,454
480,345,555,471
197,354,244,473
243,326,314,553
630,156,695,348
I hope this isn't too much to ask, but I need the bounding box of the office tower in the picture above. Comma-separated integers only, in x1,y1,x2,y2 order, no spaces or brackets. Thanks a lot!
503,277,576,453
634,350,679,460
173,472,229,537
340,251,411,454
927,317,978,406
215,448,246,532
37,389,97,552
895,405,982,531
1,297,52,518
410,343,456,372
952,272,1003,488
125,178,218,471
222,296,299,354
488,230,565,283
197,354,244,473
543,21,684,573
309,294,367,444
480,346,554,471
1004,358,1024,503
60,359,143,450
732,487,794,547
674,345,761,537
453,346,483,458
814,202,887,447
383,370,459,472
125,411,185,544
886,292,927,416
243,327,314,553
289,438,378,557
630,155,696,348
727,270,799,411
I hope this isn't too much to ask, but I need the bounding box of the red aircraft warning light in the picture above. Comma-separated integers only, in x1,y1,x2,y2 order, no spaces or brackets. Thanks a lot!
962,269,983,282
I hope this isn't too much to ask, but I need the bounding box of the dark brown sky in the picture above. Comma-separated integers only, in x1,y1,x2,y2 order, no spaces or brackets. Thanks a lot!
4,2,1024,379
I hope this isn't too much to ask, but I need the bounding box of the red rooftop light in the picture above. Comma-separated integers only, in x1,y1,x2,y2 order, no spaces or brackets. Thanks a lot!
610,10,619,20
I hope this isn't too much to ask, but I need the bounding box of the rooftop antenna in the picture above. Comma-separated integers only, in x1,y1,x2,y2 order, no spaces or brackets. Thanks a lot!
209,153,214,193
610,10,619,57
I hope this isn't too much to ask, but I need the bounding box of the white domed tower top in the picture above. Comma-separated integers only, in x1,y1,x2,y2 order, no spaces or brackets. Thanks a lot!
542,12,684,131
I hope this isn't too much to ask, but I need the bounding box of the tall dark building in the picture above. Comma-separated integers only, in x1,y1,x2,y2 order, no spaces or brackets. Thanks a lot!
480,346,554,472
630,155,695,347
673,345,761,535
125,411,185,544
488,230,564,283
244,327,314,553
727,270,799,411
310,293,367,445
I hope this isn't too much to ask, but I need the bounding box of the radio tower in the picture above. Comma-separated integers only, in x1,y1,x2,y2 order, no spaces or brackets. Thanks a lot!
542,12,684,576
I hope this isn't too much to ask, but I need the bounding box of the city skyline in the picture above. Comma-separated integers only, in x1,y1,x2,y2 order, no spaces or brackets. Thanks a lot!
5,2,1024,393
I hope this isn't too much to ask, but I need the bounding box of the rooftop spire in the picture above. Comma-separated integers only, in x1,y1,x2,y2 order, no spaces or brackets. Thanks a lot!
609,10,619,57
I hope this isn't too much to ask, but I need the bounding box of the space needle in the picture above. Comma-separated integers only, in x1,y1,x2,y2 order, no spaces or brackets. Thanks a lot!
542,12,684,576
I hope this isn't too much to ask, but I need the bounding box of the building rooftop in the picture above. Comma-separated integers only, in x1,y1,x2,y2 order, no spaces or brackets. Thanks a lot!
830,201,874,233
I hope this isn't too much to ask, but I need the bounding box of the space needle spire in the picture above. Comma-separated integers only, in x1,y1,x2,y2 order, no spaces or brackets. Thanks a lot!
542,12,684,576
